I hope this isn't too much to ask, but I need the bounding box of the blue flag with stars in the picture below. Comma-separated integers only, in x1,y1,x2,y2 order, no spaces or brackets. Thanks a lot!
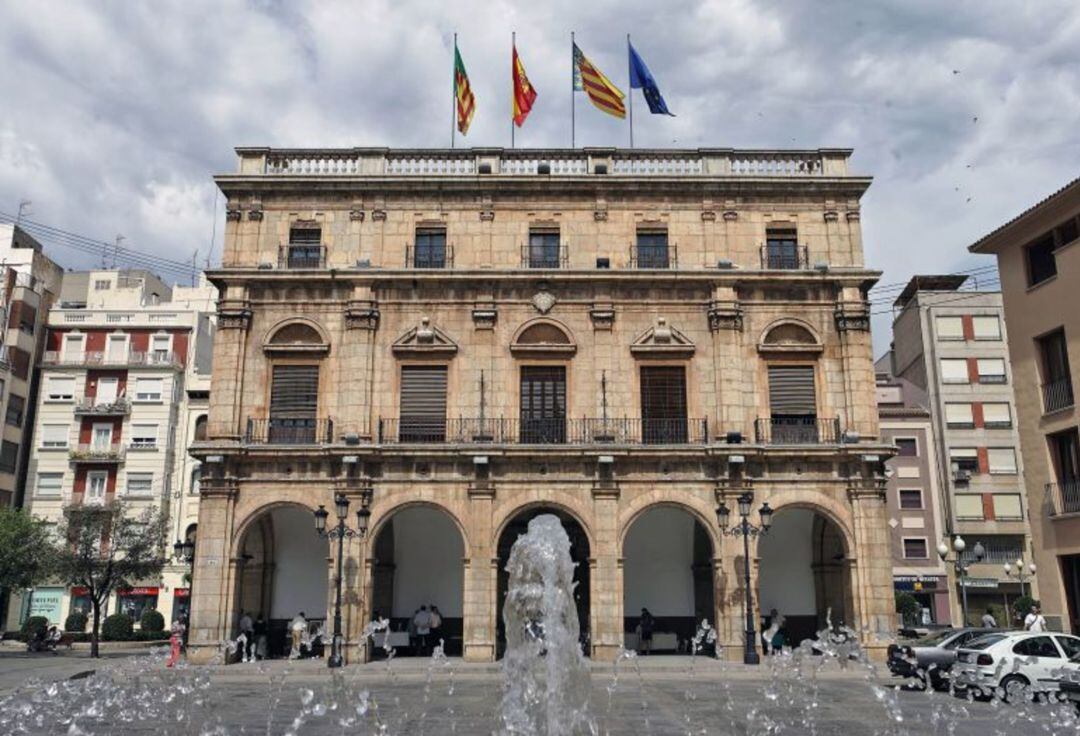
628,42,674,116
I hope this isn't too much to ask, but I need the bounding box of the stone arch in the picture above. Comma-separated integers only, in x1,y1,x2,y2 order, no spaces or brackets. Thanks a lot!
262,317,330,352
617,493,721,552
761,495,856,558
492,495,595,551
231,499,320,559
367,498,472,554
510,318,577,356
758,319,822,352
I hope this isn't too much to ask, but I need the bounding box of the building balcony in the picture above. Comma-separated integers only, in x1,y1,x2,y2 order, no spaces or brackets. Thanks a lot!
73,397,132,416
760,244,810,270
628,244,677,269
1048,481,1080,516
754,417,841,445
245,417,335,445
1042,379,1075,414
405,244,454,269
521,243,569,269
376,417,710,445
43,350,182,369
278,244,326,269
69,444,126,463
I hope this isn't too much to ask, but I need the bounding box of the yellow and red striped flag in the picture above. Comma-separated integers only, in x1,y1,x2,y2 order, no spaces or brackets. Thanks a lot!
512,43,537,127
454,43,476,135
573,42,625,119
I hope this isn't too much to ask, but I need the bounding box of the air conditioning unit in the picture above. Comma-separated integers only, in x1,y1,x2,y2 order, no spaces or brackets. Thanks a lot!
596,257,610,269
725,431,743,444
341,432,361,446
354,259,371,268
953,469,972,483
717,259,734,269
257,262,274,270
814,261,829,272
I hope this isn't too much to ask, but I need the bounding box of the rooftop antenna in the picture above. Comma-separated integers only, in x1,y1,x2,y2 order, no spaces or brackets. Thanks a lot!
105,234,124,269
15,200,31,225
191,250,198,287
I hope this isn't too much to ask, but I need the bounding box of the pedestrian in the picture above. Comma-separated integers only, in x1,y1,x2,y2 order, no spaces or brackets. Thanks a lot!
429,604,443,645
763,609,784,655
167,617,186,668
413,605,432,656
407,608,419,651
254,614,268,660
638,608,655,655
1024,604,1047,632
238,610,255,661
981,607,998,628
290,611,307,658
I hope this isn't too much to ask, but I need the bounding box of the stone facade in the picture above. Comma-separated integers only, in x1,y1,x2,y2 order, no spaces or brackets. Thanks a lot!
190,147,894,663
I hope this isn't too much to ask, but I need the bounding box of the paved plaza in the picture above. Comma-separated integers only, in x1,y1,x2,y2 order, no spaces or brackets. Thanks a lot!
3,650,1080,734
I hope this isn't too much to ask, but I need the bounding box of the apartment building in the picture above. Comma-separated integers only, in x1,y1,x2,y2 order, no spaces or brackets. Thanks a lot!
887,275,1034,625
875,372,952,625
21,270,215,627
188,146,894,664
969,178,1080,632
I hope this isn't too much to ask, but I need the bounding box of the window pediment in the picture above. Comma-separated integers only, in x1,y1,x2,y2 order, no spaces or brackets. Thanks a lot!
758,320,823,354
510,319,576,357
630,317,695,357
263,319,329,355
392,317,458,358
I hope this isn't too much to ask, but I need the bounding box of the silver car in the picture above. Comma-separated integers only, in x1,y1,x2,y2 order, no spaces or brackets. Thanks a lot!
887,628,1001,687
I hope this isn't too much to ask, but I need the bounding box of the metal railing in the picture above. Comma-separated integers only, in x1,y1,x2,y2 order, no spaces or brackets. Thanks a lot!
74,397,131,416
754,417,841,444
521,243,569,269
278,244,326,269
376,417,709,445
760,244,809,270
245,418,334,445
1042,378,1075,414
69,444,126,462
629,244,677,269
406,244,454,269
962,543,1027,565
1048,481,1080,516
42,350,182,368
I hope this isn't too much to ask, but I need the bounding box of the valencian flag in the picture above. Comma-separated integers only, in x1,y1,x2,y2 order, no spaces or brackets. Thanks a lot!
512,42,537,127
628,41,674,116
454,43,476,135
573,43,625,119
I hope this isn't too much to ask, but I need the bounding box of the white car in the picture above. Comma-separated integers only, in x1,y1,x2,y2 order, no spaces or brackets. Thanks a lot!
953,631,1080,700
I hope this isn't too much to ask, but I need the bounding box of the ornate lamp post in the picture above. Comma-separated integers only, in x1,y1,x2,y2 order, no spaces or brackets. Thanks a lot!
716,492,773,665
314,491,371,668
173,538,196,586
938,536,985,626
1004,558,1037,600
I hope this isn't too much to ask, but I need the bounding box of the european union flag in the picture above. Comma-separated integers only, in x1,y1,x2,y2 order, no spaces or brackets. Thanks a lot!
628,42,674,116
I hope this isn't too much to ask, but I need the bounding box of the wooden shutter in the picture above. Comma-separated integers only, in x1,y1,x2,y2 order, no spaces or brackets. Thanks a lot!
640,367,688,443
768,365,816,416
270,365,319,418
289,227,321,245
520,367,566,442
400,366,447,440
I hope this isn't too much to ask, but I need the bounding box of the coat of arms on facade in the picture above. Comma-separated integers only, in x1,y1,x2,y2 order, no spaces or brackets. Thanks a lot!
531,290,556,314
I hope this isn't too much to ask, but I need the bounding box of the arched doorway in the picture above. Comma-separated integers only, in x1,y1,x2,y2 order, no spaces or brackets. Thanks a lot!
496,507,590,658
235,505,328,658
369,505,465,656
757,507,853,647
623,506,715,654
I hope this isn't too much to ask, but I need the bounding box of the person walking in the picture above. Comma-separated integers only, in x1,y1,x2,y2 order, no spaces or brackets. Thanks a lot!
238,610,255,662
254,615,268,660
290,611,307,658
167,617,186,668
429,604,443,646
981,608,998,628
638,608,655,655
763,609,785,655
1024,605,1047,632
413,605,432,657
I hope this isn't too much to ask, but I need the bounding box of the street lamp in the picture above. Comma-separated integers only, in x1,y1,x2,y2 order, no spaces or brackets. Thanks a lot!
716,492,773,665
1004,558,1037,600
938,535,984,625
313,490,371,668
173,537,196,582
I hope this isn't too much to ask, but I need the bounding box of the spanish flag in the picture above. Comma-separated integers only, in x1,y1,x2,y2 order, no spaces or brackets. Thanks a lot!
454,43,476,135
512,43,537,127
573,42,625,119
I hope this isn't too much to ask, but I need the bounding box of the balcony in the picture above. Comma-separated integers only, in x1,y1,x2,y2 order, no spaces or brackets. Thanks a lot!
1048,481,1080,516
376,417,709,445
760,244,809,270
406,244,454,269
43,350,182,369
521,243,569,269
278,244,326,269
1042,379,1075,414
73,397,131,416
245,418,334,445
629,244,678,269
69,444,126,463
754,417,841,445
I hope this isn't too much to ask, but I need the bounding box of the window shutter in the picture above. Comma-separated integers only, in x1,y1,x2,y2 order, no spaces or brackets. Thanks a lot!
983,403,1011,425
768,365,816,415
399,366,447,439
945,403,974,425
270,365,319,418
935,316,964,339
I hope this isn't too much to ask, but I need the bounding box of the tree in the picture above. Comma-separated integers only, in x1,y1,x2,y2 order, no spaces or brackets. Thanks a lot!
895,591,920,627
0,507,54,624
51,501,166,657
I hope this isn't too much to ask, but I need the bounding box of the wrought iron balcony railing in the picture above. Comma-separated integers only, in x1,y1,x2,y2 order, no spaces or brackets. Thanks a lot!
405,244,454,269
754,417,841,445
43,351,181,369
376,417,709,445
629,244,677,269
278,244,327,269
245,418,335,445
73,397,131,416
69,444,126,463
760,244,809,270
521,243,569,269
1042,378,1075,414
1048,481,1080,516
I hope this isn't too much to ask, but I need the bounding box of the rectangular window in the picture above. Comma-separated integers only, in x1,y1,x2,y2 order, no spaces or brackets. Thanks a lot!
940,359,969,384
988,447,1017,474
1050,428,1080,486
520,366,567,443
895,438,918,457
85,471,107,501
5,394,24,426
1057,217,1079,248
286,227,323,269
46,377,75,401
91,424,112,449
130,424,158,449
635,231,671,269
398,365,448,442
36,472,62,496
764,227,801,269
150,334,171,361
1038,328,1073,412
640,366,688,443
94,279,111,291
955,495,984,520
63,334,85,361
527,229,562,268
268,364,319,443
945,402,974,429
125,472,153,495
412,228,448,268
972,316,1001,340
950,447,979,473
767,365,820,443
0,441,18,473
902,538,929,559
899,489,923,509
936,316,964,340
992,494,1023,520
41,424,69,448
106,334,128,362
977,358,1007,383
134,378,163,401
1026,233,1057,286
982,402,1012,428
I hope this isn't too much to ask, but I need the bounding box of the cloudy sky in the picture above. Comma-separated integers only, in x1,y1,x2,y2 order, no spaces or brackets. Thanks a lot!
1,0,1078,351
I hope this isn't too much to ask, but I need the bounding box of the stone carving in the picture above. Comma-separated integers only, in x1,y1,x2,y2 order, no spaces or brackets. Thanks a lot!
472,303,497,329
589,303,615,329
248,207,264,221
707,300,743,331
349,209,365,222
225,208,242,222
722,210,738,221
823,210,839,222
630,317,695,356
392,316,458,356
531,291,556,314
835,303,871,332
345,300,380,330
371,209,387,221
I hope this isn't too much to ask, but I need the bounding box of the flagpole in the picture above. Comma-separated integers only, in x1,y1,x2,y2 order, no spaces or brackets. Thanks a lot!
627,34,634,149
570,31,576,148
511,31,516,149
451,33,457,149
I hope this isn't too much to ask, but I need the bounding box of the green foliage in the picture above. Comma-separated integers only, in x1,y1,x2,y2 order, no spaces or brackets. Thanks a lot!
0,507,54,591
65,611,88,632
1013,596,1040,620
139,609,165,633
21,615,48,639
894,592,920,624
101,613,133,641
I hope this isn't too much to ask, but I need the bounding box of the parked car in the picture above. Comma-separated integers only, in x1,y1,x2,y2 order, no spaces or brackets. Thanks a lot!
887,628,1000,687
954,631,1080,700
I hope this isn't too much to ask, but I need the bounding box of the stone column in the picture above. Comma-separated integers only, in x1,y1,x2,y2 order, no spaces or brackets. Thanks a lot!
590,484,621,662
708,284,745,438
849,481,894,660
187,476,239,663
210,291,251,437
463,483,495,662
342,287,380,439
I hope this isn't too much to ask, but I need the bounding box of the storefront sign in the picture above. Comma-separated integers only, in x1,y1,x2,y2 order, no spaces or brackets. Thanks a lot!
893,576,942,592
119,587,160,597
28,587,65,623
174,588,190,598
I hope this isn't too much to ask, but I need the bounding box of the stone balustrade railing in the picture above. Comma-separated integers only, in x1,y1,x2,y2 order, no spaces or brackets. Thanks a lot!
239,147,853,178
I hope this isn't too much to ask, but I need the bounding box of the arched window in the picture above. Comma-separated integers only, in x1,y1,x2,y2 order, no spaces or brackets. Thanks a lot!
190,465,201,496
510,320,576,356
194,415,208,442
759,321,821,352
268,323,323,345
